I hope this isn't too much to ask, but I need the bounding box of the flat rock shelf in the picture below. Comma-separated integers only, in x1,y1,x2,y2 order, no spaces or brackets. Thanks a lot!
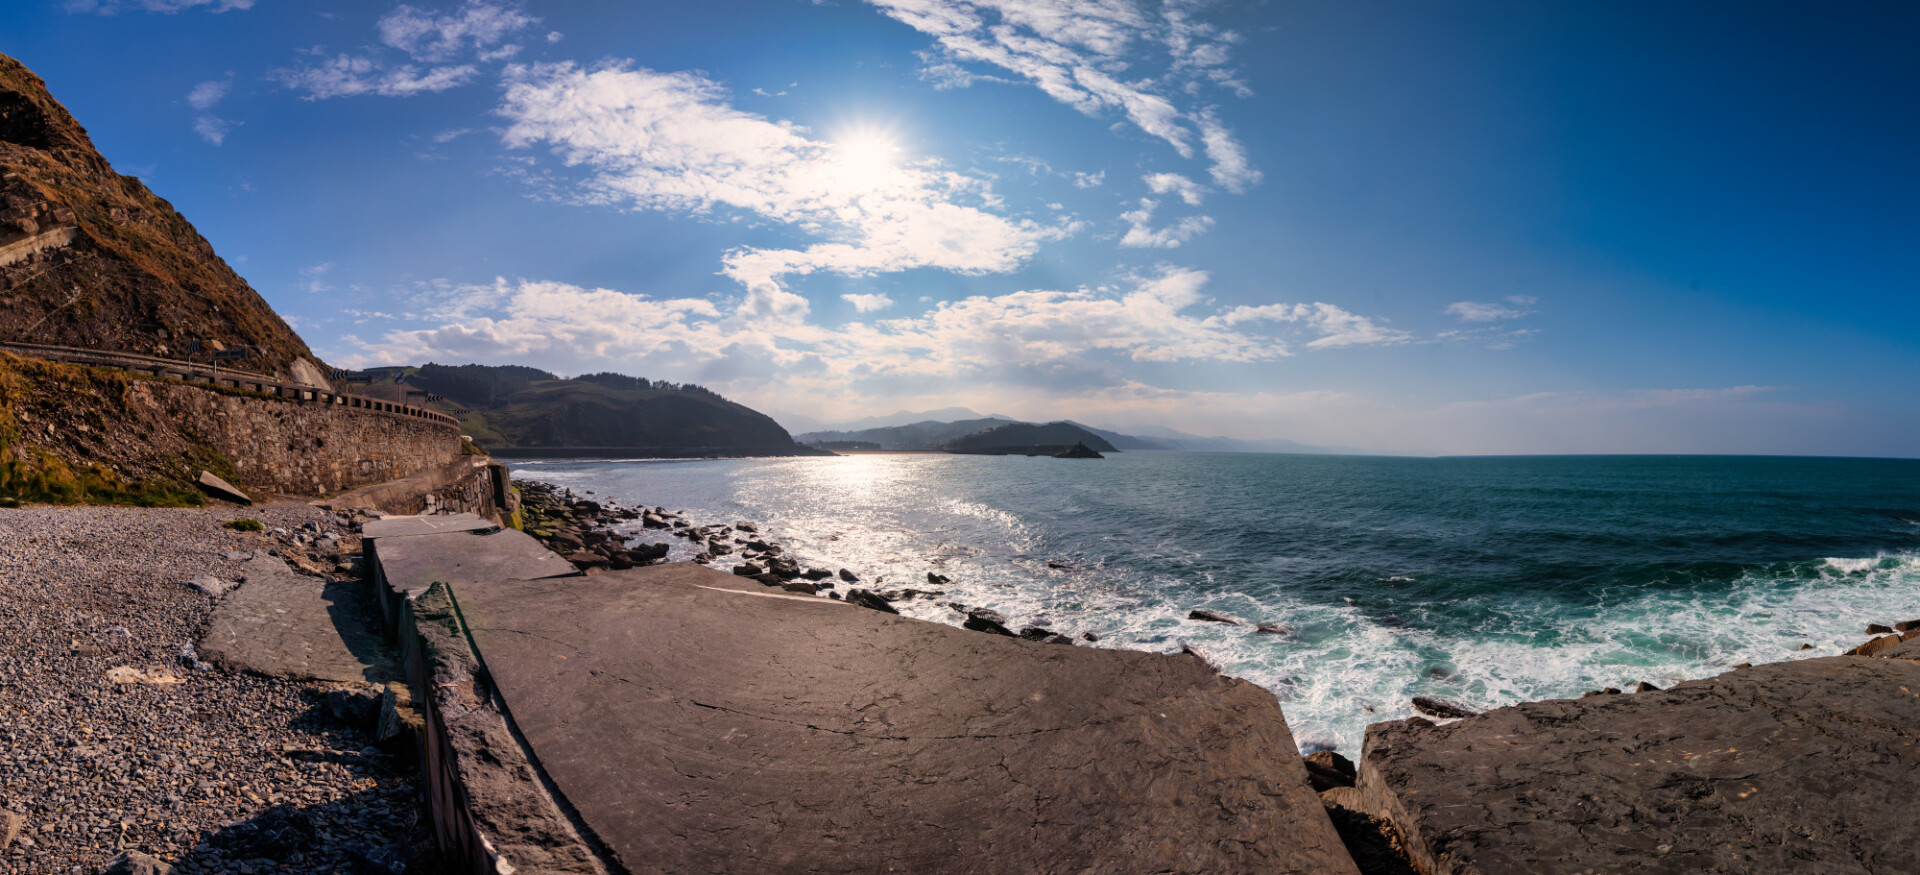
453,564,1359,875
1354,654,1920,875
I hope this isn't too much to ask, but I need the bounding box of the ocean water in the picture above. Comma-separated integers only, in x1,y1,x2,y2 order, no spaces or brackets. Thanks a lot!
506,453,1920,754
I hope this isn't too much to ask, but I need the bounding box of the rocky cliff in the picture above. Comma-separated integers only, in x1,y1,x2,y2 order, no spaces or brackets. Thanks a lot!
0,52,326,385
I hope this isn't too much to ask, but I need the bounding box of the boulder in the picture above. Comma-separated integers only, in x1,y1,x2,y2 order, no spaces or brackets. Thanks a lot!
927,572,951,585
733,563,765,577
964,608,1015,637
802,568,834,581
195,470,251,505
1303,750,1356,791
845,588,899,614
1896,619,1920,633
782,580,823,595
1409,697,1479,719
768,558,802,579
1188,609,1241,625
1867,623,1893,635
1082,631,1101,642
838,568,859,583
1255,623,1292,637
180,576,233,598
1633,681,1661,693
1,809,22,850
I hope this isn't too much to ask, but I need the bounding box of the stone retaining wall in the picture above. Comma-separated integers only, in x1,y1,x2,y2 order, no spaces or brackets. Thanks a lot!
132,379,461,496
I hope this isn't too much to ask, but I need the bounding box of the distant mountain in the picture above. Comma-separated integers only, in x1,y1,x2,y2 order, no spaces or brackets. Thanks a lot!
1115,424,1362,455
944,422,1118,454
356,363,815,455
1063,421,1177,451
796,417,1016,450
0,52,327,386
780,407,1015,434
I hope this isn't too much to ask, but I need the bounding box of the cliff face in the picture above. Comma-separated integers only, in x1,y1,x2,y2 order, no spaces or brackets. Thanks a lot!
0,52,326,385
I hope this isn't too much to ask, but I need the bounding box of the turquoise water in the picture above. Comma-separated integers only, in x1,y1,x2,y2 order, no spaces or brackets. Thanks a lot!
506,453,1920,754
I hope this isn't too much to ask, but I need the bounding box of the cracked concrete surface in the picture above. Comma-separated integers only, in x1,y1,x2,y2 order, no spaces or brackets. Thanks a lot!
1354,654,1920,874
456,563,1357,874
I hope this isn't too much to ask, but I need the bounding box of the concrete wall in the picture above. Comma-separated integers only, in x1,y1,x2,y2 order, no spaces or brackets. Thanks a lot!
132,380,461,496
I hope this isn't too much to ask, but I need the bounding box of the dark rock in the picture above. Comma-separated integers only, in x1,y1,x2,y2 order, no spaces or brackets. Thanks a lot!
734,520,757,532
733,563,765,577
1188,609,1241,625
782,580,822,595
1867,623,1893,635
1082,631,1100,642
752,574,786,588
642,514,670,529
801,568,833,581
1053,442,1104,459
1897,619,1920,633
927,572,951,585
1019,626,1055,641
1302,750,1356,791
1408,697,1479,719
1357,655,1920,875
768,558,802,579
565,550,609,569
1799,643,1814,650
1256,623,1293,637
964,608,1015,637
844,588,898,614
1633,681,1661,693
322,687,381,727
838,568,858,583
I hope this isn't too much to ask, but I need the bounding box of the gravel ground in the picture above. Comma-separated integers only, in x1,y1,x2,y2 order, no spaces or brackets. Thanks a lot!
0,502,433,874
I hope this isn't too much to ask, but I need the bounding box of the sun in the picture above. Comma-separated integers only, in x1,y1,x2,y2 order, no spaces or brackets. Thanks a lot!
828,128,903,193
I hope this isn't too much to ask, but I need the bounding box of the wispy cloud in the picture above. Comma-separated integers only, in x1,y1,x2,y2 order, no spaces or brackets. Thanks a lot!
274,1,535,100
865,0,1261,191
64,0,251,13
186,78,235,145
1144,171,1205,206
378,1,537,63
1119,198,1212,248
1446,295,1537,322
496,61,1076,318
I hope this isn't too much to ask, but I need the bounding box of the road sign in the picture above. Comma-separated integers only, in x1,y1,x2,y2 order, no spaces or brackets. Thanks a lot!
211,348,247,360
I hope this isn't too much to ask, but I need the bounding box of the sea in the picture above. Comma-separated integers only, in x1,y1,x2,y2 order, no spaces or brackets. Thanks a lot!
504,452,1920,755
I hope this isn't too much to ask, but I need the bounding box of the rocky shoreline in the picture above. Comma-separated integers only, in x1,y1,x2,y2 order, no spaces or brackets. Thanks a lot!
0,503,435,875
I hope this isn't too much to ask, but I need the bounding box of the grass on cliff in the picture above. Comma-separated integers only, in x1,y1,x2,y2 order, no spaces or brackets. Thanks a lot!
0,354,209,507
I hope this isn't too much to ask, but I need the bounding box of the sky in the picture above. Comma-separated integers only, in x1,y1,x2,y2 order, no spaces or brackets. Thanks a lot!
5,1,1918,456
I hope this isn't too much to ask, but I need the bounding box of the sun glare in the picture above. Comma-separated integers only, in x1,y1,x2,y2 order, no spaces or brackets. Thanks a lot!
828,129,902,193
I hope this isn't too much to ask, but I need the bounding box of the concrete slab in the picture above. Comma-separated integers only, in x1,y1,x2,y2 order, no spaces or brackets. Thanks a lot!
196,470,251,505
198,555,392,683
1355,656,1920,875
359,512,496,540
456,563,1357,875
368,526,576,630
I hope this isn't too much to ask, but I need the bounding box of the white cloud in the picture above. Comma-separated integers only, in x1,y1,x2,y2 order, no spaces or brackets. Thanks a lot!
1072,170,1105,188
275,2,534,100
378,2,537,63
1143,171,1204,205
865,0,1258,192
277,56,478,99
186,79,229,111
339,268,1404,396
496,61,1072,315
841,293,895,313
1222,301,1412,349
1119,198,1212,248
1446,297,1536,322
64,0,251,13
186,79,234,145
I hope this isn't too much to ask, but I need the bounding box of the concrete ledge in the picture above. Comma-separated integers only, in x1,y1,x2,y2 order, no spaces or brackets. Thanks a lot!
456,563,1357,874
406,583,609,875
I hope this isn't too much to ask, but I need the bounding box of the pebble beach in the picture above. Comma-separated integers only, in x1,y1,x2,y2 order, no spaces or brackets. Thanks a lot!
0,503,430,874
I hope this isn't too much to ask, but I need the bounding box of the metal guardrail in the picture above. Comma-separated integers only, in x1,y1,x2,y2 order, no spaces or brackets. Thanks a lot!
0,340,462,430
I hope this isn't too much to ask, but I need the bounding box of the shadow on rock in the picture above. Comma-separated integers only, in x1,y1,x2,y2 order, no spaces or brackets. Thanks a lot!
170,789,442,875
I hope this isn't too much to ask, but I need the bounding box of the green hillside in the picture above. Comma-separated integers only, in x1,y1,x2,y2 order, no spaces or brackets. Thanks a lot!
354,363,811,454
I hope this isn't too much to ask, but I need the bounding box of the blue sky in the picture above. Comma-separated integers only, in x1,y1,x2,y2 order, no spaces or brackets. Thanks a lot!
6,1,1917,455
